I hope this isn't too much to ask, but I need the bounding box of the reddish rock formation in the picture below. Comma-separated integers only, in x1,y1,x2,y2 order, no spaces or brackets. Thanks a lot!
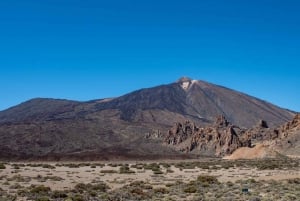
280,113,300,134
165,114,300,157
164,115,251,156
246,114,300,142
227,114,300,159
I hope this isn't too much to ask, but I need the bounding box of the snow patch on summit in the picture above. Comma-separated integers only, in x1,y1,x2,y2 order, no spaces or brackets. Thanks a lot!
180,79,198,90
181,81,190,90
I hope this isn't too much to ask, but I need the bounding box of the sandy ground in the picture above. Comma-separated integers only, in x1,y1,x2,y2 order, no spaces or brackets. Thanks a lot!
223,144,270,160
0,161,299,193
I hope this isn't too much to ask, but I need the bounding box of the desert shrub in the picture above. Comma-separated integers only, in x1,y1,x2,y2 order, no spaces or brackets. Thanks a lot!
89,191,97,197
165,183,175,187
92,183,110,192
129,181,153,190
17,189,29,196
131,163,144,169
51,190,68,199
166,168,174,173
12,164,21,169
26,163,44,167
8,174,31,182
287,178,300,184
107,163,118,167
154,187,169,194
197,175,219,184
28,185,51,200
46,176,63,181
30,185,51,194
74,183,86,193
72,194,85,201
247,178,257,183
143,163,165,175
143,163,160,171
0,163,6,169
119,165,135,174
175,162,197,169
42,164,55,169
129,181,145,186
249,197,261,201
153,169,164,174
64,163,80,168
198,164,210,169
159,163,171,168
74,182,109,193
36,196,50,201
226,181,234,187
9,183,23,189
130,188,145,195
184,185,197,193
100,169,118,174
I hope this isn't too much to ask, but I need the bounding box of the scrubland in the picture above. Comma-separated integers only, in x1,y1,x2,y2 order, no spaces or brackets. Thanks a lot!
0,158,299,201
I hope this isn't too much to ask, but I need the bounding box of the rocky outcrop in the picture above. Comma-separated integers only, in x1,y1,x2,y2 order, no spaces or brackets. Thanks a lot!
246,114,300,142
279,113,300,134
164,115,251,156
165,114,300,157
225,114,300,159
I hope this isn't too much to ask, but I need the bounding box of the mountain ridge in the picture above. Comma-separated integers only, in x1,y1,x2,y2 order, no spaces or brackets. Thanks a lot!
0,77,296,160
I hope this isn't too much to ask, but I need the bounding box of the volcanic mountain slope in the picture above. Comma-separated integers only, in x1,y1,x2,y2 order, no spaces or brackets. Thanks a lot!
94,77,294,128
0,77,296,160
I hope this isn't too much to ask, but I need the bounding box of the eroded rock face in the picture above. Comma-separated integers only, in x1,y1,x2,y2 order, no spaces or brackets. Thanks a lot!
164,115,251,156
247,114,300,142
234,114,300,158
280,113,300,133
165,114,300,158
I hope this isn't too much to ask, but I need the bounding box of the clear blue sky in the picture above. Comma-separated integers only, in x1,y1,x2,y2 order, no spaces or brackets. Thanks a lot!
0,0,299,112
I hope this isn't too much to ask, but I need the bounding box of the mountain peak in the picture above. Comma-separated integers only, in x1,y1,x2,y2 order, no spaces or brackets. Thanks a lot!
176,77,197,90
177,76,193,83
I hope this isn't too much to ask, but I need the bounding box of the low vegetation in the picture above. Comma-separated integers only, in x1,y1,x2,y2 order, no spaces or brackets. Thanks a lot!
0,163,6,169
0,158,298,200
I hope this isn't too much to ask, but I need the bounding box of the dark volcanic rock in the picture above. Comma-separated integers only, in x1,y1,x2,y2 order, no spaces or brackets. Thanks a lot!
0,78,296,160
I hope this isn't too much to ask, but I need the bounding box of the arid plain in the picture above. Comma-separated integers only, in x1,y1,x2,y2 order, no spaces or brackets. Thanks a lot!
0,158,299,201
